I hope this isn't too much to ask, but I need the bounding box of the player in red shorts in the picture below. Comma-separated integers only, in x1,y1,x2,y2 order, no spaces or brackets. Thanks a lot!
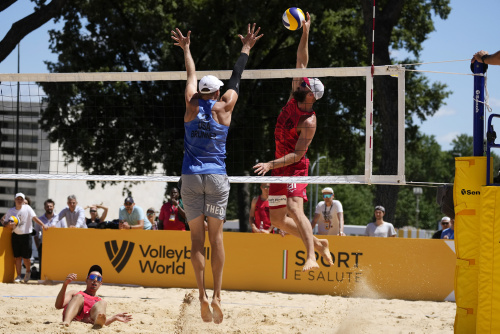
55,265,132,328
253,12,333,271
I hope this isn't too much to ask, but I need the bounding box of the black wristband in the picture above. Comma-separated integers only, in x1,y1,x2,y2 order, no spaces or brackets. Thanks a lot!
481,54,489,63
227,53,249,95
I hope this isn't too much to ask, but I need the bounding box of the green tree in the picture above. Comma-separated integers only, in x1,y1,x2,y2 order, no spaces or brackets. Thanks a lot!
396,133,454,229
450,134,473,157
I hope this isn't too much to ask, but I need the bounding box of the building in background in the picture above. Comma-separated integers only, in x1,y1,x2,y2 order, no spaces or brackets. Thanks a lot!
0,101,166,219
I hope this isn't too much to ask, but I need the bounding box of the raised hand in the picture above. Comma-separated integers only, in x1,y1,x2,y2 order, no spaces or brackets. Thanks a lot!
472,50,488,63
171,28,191,50
239,23,263,53
64,273,77,285
302,12,311,33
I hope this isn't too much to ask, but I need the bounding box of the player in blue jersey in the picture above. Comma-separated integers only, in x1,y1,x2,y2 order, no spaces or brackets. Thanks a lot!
171,24,262,324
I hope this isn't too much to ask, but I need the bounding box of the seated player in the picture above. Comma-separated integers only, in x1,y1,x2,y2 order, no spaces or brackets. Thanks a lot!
55,265,132,328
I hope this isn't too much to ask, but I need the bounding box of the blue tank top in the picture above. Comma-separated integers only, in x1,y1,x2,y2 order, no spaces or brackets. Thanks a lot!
182,99,229,175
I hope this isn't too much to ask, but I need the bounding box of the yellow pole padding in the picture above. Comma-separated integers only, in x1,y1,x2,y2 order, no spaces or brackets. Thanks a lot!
476,186,500,333
453,156,491,334
0,227,15,283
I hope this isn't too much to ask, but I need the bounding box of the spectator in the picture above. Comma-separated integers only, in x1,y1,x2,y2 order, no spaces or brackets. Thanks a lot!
3,193,47,282
249,183,273,233
146,208,158,230
432,216,450,239
85,204,108,228
441,218,455,240
55,265,132,327
310,187,345,236
159,187,186,231
364,205,397,237
35,199,66,277
118,197,151,230
57,195,87,228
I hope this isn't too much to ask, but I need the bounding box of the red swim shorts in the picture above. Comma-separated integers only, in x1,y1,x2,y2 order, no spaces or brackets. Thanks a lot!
268,183,308,209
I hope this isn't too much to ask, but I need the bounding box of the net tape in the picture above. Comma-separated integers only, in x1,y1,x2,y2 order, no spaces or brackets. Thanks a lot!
0,65,401,82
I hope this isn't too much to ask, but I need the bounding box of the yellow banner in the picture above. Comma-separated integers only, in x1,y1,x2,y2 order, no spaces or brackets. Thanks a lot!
42,229,455,301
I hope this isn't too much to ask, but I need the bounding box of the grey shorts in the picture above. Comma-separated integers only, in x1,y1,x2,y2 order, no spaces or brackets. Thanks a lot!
181,174,230,222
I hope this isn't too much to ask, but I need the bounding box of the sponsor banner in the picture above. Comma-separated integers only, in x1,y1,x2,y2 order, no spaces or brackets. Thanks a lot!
0,227,15,282
43,229,455,301
44,230,197,288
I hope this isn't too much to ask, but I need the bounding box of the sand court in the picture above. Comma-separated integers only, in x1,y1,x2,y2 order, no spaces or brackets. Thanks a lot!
0,282,455,333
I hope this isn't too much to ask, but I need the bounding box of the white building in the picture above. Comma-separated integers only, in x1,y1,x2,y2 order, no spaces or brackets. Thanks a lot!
0,101,168,219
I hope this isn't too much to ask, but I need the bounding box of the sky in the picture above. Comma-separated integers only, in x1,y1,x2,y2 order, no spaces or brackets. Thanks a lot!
0,1,500,151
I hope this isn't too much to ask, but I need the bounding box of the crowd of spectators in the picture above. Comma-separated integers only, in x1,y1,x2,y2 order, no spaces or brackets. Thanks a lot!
0,186,190,282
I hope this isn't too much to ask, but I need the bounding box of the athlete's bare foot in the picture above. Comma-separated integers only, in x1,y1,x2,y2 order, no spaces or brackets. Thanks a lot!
316,238,334,266
200,297,213,322
59,321,70,327
211,298,223,324
302,258,320,271
93,313,106,328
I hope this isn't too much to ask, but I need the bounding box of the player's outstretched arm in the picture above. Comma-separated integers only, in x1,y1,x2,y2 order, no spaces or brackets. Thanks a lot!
472,50,500,65
223,23,263,111
290,12,311,99
105,312,133,326
296,12,310,69
171,28,197,102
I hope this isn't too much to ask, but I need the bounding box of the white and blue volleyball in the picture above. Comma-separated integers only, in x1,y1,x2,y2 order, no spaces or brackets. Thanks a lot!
282,7,305,31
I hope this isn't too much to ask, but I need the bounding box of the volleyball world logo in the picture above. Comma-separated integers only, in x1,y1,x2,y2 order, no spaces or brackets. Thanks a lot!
105,240,135,273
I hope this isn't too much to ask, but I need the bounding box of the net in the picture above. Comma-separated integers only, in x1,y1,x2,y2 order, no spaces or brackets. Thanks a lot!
0,66,405,185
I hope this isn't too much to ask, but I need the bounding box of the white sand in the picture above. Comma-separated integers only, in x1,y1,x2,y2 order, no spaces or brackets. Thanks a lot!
0,282,455,333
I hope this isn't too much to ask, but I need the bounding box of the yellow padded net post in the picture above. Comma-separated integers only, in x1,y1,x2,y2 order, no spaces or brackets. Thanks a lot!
453,157,490,333
476,186,500,333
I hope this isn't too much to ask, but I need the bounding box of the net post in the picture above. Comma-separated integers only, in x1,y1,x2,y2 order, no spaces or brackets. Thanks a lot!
397,66,406,183
472,61,487,156
365,71,374,184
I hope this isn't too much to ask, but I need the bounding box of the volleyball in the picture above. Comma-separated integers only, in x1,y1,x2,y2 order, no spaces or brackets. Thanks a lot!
282,7,305,31
8,216,19,226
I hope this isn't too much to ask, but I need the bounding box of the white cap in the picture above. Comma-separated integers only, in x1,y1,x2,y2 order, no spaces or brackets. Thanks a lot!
199,75,224,94
441,216,451,222
303,77,324,100
15,193,25,199
322,187,334,194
